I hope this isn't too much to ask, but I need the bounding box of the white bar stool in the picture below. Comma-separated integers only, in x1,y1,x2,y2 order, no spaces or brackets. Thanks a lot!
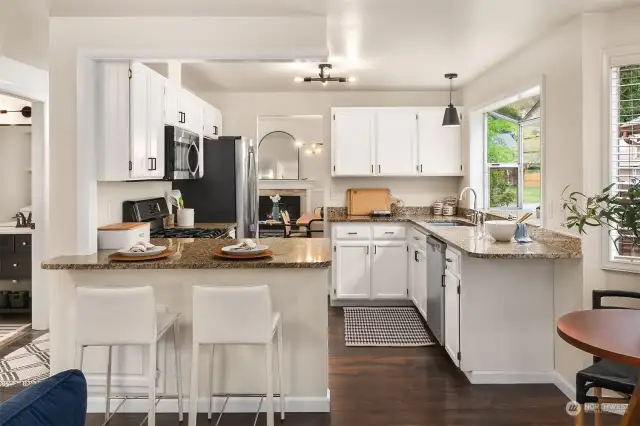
75,286,184,426
189,285,285,426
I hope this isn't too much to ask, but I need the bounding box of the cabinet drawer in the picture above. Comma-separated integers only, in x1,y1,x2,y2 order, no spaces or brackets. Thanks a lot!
445,248,461,277
14,235,31,253
0,235,14,253
334,225,371,240
373,225,406,240
0,256,31,280
408,228,427,249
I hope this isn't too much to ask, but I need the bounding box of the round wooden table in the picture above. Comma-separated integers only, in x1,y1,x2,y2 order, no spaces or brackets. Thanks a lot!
557,309,640,425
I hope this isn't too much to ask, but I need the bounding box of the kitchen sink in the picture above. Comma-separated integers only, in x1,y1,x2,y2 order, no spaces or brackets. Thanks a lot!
428,221,476,227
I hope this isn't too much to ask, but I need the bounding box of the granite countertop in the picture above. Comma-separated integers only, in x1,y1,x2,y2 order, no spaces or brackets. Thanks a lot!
329,214,582,260
41,237,332,270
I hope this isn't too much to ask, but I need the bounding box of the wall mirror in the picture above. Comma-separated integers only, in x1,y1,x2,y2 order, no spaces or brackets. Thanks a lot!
258,131,299,180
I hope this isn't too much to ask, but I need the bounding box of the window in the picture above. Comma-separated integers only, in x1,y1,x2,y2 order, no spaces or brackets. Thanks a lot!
484,95,541,211
608,63,640,265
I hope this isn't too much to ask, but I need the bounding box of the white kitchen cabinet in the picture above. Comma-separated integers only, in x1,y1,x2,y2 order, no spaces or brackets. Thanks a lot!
202,103,221,139
443,268,460,367
417,108,463,176
163,80,180,127
413,247,428,319
332,109,374,176
335,241,371,299
371,241,408,299
408,242,419,307
375,109,417,176
164,81,204,135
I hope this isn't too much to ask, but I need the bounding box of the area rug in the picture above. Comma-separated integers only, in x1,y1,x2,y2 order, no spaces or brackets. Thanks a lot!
344,307,434,347
0,333,49,387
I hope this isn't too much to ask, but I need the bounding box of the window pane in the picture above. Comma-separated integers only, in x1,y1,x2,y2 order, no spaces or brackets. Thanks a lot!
522,121,541,208
486,115,519,163
489,167,519,208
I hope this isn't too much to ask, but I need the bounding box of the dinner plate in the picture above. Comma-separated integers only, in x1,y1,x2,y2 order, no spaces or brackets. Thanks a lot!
117,245,166,257
221,244,269,255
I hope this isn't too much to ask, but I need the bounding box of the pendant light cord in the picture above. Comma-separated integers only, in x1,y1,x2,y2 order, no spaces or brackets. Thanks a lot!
449,78,452,105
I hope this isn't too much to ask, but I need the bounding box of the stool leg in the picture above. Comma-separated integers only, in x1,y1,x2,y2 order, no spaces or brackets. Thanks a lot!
265,342,274,426
575,404,584,426
105,346,112,423
148,343,157,426
594,388,602,426
276,324,284,421
208,344,215,420
189,343,199,426
173,322,184,423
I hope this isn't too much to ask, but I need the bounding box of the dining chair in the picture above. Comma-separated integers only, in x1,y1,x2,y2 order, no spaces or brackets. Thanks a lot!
280,210,307,238
574,289,640,426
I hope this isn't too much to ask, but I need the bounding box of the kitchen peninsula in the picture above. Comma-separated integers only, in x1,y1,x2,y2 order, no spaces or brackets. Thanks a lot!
42,237,332,413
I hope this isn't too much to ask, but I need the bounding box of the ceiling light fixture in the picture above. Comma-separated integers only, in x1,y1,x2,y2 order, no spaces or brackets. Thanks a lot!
442,73,460,127
0,106,31,118
293,64,355,85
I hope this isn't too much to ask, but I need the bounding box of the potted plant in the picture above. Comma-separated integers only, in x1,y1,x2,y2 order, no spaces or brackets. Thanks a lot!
562,180,640,256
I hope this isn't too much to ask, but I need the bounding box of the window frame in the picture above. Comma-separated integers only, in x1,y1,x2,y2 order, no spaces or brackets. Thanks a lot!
602,52,640,273
483,112,540,212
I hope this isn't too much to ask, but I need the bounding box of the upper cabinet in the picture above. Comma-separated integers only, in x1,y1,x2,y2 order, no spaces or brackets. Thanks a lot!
331,107,462,177
97,61,222,181
332,109,375,176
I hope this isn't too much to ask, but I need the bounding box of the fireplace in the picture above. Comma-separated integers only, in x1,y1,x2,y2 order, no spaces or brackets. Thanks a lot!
259,195,301,221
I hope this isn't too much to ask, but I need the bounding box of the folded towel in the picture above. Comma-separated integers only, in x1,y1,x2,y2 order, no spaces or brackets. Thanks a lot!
138,241,155,249
129,244,146,253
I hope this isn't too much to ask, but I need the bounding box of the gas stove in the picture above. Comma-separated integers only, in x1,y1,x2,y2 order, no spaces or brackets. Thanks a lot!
151,227,231,239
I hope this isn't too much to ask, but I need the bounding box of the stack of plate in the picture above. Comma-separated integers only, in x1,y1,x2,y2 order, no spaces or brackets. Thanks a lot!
117,245,167,257
214,243,272,260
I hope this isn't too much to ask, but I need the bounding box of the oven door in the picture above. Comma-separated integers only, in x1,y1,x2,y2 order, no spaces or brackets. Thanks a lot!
165,126,202,180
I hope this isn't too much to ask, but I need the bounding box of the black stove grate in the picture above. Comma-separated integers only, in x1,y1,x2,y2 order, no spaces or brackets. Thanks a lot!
151,228,229,239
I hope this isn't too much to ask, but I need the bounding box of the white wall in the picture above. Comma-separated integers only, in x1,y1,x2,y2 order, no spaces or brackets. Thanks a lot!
203,90,463,207
0,126,31,221
461,17,588,392
0,0,49,70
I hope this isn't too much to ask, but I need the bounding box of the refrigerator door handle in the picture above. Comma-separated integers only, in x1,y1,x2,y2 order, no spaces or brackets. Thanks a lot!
247,146,259,236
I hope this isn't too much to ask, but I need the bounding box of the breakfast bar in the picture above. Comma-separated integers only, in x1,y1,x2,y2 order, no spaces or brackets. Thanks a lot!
42,238,332,414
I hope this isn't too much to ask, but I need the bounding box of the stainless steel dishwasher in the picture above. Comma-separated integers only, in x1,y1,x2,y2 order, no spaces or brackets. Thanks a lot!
426,235,446,345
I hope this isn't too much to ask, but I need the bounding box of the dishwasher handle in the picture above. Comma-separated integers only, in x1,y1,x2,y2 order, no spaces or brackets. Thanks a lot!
426,236,446,252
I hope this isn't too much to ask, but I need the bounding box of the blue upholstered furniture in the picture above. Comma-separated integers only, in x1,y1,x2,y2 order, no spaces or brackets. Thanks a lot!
0,369,87,426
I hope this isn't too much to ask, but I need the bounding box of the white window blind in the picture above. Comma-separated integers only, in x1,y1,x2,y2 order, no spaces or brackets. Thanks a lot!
610,65,640,260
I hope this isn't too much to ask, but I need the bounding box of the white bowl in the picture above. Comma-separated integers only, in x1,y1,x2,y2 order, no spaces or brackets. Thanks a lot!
485,220,516,242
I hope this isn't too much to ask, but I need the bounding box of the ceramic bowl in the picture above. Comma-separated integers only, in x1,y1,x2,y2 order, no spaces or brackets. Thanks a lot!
485,220,516,242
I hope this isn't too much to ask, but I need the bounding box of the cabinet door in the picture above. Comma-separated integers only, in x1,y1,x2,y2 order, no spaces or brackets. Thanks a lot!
146,71,166,178
417,108,462,176
413,248,427,319
179,91,203,134
129,62,151,179
335,242,371,299
202,104,221,139
164,80,180,126
332,110,374,176
375,109,417,176
371,242,408,299
444,269,460,367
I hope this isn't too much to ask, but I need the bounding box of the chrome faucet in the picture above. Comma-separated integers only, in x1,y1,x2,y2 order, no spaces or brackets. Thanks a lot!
459,187,480,225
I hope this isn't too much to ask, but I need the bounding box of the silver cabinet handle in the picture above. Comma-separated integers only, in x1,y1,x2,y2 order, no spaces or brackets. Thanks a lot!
21,241,27,246
384,231,394,234
446,258,453,263
366,246,369,255
413,236,420,240
347,232,358,235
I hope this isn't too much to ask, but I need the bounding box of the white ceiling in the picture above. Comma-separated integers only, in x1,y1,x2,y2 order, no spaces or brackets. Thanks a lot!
55,0,640,91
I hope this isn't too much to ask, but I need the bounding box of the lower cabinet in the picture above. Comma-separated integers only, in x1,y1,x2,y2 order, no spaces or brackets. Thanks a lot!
372,241,408,299
443,268,460,367
335,241,371,299
412,247,428,319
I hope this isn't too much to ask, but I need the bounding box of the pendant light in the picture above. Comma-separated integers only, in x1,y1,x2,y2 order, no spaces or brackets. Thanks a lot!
442,73,460,127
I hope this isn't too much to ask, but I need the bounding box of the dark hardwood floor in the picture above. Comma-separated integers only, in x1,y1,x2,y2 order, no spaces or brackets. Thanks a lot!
0,308,621,425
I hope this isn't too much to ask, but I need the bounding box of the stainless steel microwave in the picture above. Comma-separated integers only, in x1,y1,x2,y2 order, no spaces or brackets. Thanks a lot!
164,126,203,180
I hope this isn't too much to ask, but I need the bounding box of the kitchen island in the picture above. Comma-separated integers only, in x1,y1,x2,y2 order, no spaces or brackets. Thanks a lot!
42,238,332,414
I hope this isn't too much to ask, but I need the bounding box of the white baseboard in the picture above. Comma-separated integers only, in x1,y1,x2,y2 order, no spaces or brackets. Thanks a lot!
87,390,330,414
553,371,576,401
464,371,555,384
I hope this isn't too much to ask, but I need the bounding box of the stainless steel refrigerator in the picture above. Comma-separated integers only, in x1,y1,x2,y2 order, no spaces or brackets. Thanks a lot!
172,136,259,238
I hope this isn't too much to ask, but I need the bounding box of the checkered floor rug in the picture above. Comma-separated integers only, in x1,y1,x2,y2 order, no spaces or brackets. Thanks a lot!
0,324,30,348
0,333,49,387
344,307,434,347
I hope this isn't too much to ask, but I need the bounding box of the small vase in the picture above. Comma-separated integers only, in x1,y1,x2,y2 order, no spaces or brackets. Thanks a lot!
272,204,280,221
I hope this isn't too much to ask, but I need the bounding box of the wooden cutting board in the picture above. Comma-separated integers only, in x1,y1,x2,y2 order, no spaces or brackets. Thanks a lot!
98,222,149,231
347,188,391,216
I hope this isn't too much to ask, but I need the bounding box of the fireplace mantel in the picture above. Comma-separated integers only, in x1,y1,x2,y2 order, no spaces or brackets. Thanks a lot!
258,180,316,212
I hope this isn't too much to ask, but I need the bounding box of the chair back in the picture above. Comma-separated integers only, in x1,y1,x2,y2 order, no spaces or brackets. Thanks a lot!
76,286,156,345
281,210,291,237
193,285,274,344
593,290,640,309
